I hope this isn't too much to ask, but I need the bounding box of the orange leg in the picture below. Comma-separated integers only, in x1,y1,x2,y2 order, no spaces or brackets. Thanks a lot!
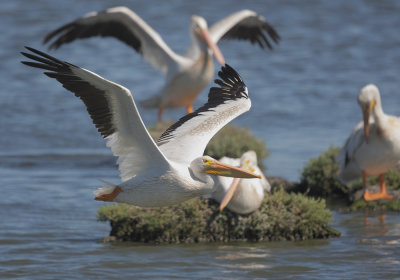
363,173,393,201
186,104,193,114
95,187,123,202
157,107,164,123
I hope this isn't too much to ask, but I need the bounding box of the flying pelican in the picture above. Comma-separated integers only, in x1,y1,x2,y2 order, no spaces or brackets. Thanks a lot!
21,47,261,207
337,84,400,201
212,151,271,214
42,6,280,121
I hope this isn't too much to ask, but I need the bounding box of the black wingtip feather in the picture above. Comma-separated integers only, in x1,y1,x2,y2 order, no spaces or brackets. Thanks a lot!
43,72,58,78
222,16,280,50
217,64,242,82
213,64,246,97
42,13,143,53
157,64,248,144
21,61,57,72
21,46,116,139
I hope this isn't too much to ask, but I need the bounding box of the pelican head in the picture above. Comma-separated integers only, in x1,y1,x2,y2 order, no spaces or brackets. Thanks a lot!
199,156,260,179
358,84,380,143
190,15,225,66
218,151,261,212
239,151,258,172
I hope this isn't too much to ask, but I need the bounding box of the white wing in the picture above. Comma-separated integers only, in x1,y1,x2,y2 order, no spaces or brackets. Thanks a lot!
21,47,170,182
209,10,280,49
337,120,367,182
157,64,251,165
43,6,186,75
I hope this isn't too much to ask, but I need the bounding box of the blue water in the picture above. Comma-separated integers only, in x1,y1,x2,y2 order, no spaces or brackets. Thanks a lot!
1,0,400,279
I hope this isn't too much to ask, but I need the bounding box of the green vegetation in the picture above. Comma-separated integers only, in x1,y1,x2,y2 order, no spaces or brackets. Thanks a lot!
149,123,268,169
97,189,339,243
297,146,350,198
204,125,268,168
350,197,400,211
298,146,400,210
96,127,348,243
364,168,400,191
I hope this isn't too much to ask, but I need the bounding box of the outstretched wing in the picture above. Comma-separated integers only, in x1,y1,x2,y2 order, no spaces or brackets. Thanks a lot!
157,64,251,165
21,47,170,182
337,120,366,182
209,9,280,49
43,6,185,75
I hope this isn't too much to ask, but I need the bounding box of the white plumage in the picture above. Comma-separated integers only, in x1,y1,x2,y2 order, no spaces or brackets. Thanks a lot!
43,6,280,121
212,151,270,214
21,47,261,207
337,84,400,201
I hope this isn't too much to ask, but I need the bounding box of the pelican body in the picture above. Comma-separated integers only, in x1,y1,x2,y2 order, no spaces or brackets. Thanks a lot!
337,84,400,201
43,6,280,121
21,47,261,207
213,151,271,214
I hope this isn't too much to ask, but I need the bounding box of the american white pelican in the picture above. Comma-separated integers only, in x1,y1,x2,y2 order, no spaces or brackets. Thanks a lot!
337,84,400,201
21,47,261,207
212,151,271,214
42,6,280,121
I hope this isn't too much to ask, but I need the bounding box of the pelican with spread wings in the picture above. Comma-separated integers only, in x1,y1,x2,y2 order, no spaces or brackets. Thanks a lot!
43,6,280,121
21,47,260,207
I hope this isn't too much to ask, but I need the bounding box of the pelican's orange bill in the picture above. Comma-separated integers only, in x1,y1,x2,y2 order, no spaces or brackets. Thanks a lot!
201,29,225,66
203,160,261,179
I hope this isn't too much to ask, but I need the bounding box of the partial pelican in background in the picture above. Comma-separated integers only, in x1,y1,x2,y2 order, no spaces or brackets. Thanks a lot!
337,84,400,201
213,151,270,214
43,6,280,121
21,47,261,207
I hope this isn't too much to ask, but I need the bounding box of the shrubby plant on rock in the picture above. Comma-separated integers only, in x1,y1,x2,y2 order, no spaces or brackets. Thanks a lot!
297,146,350,199
97,124,342,243
97,189,340,243
298,146,400,209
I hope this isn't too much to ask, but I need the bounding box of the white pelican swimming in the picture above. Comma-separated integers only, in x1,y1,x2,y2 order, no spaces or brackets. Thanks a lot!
212,151,271,214
21,47,261,207
42,6,280,121
337,84,400,201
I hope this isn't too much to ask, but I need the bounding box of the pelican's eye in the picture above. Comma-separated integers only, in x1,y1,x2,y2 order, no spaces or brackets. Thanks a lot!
203,158,210,165
242,159,251,169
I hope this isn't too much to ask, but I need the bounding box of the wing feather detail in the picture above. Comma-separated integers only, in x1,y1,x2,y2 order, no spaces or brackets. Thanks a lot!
337,120,366,182
157,64,251,165
21,47,170,181
43,6,183,75
209,9,280,49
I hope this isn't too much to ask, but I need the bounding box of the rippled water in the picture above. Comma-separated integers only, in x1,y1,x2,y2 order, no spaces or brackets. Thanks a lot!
2,0,400,279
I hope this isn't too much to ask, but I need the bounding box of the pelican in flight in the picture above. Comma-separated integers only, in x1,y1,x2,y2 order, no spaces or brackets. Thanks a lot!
337,84,400,201
21,47,261,207
43,6,280,121
212,151,271,214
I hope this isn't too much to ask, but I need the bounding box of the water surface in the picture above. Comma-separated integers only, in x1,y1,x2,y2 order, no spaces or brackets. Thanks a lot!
1,0,400,278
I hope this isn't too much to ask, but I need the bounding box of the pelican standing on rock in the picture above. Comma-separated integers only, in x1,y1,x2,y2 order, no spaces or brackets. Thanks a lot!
337,84,400,201
213,151,270,214
21,47,261,207
42,6,280,121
